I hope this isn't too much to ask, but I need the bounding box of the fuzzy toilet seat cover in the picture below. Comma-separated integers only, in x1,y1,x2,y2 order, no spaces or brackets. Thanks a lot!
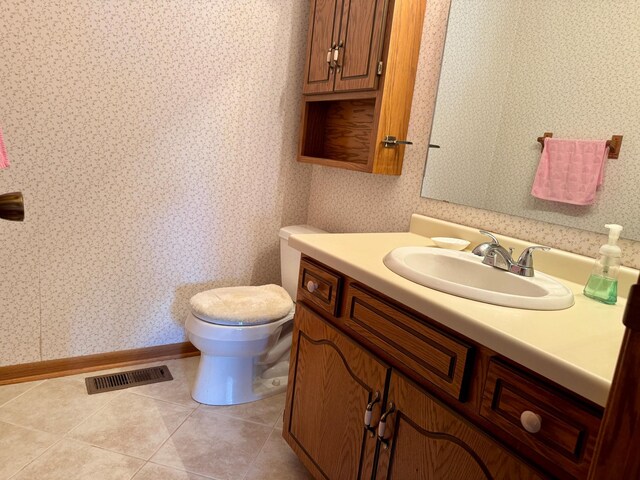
190,284,294,326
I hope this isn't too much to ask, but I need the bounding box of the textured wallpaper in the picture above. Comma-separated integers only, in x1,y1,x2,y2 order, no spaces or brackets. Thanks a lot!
306,0,640,268
2,0,639,369
424,0,640,239
0,1,312,366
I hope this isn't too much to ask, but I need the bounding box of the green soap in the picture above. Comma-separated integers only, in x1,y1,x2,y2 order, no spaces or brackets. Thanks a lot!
583,274,618,305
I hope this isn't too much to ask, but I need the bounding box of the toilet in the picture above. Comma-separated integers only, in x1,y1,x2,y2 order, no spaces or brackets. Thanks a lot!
185,225,326,405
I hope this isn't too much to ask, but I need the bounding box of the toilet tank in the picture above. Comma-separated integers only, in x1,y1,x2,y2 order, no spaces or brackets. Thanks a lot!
279,225,327,300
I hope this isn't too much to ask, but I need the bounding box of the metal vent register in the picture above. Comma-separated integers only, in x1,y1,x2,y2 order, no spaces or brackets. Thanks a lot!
85,365,173,394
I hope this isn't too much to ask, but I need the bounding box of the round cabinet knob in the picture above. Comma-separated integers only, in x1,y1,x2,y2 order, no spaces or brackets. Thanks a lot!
520,411,542,433
306,280,318,293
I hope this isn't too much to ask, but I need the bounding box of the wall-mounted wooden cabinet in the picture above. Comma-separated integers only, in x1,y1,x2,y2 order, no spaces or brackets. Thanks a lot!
303,0,387,95
298,0,427,175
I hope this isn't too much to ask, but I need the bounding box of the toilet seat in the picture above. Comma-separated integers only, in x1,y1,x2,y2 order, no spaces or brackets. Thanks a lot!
190,284,293,326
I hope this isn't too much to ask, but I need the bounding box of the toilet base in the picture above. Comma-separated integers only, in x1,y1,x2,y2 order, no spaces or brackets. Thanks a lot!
191,354,288,405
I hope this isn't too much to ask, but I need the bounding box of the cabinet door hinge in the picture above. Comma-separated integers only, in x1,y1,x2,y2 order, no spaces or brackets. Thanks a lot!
377,61,383,75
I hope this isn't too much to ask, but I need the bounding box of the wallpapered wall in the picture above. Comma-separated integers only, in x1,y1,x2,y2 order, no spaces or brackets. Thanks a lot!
306,0,640,269
0,1,311,366
2,1,639,368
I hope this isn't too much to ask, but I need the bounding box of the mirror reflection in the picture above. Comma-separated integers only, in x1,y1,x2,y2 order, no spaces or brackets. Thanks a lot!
421,0,640,240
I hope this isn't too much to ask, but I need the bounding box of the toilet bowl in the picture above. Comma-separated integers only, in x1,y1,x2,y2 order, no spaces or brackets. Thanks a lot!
185,305,293,406
185,225,326,405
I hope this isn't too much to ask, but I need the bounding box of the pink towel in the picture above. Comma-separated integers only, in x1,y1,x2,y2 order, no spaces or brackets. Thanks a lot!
531,138,608,205
0,127,9,170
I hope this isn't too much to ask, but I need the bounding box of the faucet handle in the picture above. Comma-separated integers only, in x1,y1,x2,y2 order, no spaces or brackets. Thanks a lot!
473,230,500,256
478,230,500,245
517,246,550,268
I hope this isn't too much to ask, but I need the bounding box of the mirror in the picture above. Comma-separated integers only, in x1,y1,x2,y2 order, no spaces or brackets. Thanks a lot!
421,0,640,240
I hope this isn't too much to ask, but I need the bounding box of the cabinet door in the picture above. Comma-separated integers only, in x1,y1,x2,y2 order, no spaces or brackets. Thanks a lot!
375,373,546,480
283,303,389,480
334,0,387,92
303,0,342,95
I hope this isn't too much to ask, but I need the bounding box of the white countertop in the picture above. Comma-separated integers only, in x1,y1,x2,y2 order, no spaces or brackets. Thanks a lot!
289,216,636,407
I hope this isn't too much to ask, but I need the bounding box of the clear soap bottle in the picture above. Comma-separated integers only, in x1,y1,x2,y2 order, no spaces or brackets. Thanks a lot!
583,224,623,305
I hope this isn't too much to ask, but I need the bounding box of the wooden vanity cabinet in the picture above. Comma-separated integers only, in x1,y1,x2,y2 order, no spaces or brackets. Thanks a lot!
283,258,603,479
284,303,387,480
480,361,601,479
343,285,472,401
375,372,544,480
298,0,427,174
285,305,543,480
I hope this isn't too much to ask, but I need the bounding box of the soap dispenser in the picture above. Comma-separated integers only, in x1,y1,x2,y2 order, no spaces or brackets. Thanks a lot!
583,224,623,305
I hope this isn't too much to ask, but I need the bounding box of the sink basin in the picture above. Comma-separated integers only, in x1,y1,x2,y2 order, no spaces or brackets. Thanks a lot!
383,247,574,310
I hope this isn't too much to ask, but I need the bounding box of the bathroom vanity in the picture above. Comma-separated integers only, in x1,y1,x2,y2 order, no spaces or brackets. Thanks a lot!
282,215,636,479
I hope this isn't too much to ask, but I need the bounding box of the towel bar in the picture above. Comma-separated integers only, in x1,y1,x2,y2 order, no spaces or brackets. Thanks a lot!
536,132,623,159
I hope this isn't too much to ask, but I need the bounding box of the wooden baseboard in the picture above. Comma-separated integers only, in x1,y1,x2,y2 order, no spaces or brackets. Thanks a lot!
0,342,199,385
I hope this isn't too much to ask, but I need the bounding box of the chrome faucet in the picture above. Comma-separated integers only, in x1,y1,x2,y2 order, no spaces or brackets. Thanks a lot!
473,230,549,277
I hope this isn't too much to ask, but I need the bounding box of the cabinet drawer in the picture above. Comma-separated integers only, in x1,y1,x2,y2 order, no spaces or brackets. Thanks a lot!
480,360,601,478
343,285,472,400
297,259,342,317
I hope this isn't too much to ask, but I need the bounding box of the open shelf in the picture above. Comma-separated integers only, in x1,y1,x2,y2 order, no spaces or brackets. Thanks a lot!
300,98,376,168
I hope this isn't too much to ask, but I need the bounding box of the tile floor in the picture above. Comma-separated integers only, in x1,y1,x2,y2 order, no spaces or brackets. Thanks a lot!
0,357,313,480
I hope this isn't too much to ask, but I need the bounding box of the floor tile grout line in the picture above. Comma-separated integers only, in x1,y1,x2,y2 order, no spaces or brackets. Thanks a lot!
0,417,65,437
141,397,203,466
4,358,262,480
114,389,198,411
46,438,153,478
240,425,278,480
0,379,47,409
143,399,256,479
64,437,151,461
64,391,196,461
66,357,199,457
63,389,127,440
6,434,67,480
65,438,153,465
144,461,225,480
127,460,148,480
196,407,284,429
62,436,151,462
2,357,203,479
125,389,200,409
3,404,296,479
0,376,123,432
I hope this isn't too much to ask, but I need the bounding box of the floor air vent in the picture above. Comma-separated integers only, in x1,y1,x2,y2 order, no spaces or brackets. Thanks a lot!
85,365,173,394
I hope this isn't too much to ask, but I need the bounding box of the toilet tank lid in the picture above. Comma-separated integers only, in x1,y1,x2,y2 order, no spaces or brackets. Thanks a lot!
278,225,326,241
